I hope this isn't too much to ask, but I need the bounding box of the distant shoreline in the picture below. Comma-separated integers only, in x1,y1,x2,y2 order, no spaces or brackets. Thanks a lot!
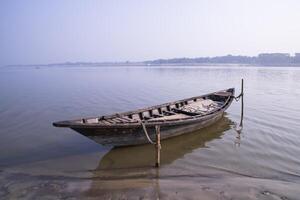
4,53,300,67
4,63,300,68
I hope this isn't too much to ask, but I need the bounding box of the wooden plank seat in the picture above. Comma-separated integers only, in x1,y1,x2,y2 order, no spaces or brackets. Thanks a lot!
148,113,190,121
163,111,177,115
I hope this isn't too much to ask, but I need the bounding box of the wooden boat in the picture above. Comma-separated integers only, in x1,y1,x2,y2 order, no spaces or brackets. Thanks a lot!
53,88,235,147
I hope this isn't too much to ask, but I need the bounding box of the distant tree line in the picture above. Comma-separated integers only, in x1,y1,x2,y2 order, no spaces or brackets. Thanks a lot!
144,53,300,65
10,53,300,67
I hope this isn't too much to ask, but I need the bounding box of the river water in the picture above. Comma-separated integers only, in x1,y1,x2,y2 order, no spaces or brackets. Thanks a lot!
0,66,300,199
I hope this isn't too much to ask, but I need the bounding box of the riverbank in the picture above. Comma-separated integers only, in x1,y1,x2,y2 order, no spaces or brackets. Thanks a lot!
1,166,298,199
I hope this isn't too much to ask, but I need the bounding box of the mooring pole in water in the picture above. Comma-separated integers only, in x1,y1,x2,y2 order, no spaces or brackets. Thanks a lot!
155,125,161,168
239,79,244,127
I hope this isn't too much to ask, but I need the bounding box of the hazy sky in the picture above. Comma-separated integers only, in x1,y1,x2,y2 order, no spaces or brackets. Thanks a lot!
1,0,300,66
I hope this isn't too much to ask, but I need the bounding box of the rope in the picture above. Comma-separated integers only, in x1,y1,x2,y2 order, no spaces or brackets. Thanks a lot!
233,92,243,102
141,122,156,145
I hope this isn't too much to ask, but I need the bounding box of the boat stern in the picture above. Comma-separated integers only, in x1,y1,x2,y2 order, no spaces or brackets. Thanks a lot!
53,120,74,127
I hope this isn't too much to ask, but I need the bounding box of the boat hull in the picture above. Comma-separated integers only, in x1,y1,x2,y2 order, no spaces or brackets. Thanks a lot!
72,111,224,146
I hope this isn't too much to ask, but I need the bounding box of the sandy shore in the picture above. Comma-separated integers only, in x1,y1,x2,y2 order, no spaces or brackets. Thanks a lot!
1,168,299,200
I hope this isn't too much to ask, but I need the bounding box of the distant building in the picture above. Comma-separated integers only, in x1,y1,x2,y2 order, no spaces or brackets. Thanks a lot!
294,53,300,63
258,53,291,64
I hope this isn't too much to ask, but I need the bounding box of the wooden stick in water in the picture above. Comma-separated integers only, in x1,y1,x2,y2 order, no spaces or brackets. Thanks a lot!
239,79,244,127
155,125,161,168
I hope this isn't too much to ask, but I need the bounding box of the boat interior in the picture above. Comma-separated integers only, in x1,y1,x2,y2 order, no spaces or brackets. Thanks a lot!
79,89,234,125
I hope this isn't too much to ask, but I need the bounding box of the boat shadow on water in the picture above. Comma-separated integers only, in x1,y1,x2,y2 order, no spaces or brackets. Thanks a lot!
95,114,234,171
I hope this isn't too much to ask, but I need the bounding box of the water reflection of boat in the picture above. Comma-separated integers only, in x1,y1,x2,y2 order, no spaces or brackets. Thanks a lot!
85,116,233,198
96,116,233,170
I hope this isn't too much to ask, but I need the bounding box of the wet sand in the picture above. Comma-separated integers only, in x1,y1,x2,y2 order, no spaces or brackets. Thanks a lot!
1,167,298,200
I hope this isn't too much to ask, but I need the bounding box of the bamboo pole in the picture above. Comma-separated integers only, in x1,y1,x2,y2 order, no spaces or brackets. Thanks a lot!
239,79,244,127
155,125,161,167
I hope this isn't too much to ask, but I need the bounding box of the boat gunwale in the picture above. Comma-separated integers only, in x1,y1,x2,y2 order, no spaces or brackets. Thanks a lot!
53,88,235,128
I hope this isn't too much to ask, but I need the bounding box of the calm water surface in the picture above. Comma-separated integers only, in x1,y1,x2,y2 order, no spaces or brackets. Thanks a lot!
0,66,300,199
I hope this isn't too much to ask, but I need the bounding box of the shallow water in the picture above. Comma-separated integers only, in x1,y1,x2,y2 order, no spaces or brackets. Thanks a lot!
0,66,300,199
